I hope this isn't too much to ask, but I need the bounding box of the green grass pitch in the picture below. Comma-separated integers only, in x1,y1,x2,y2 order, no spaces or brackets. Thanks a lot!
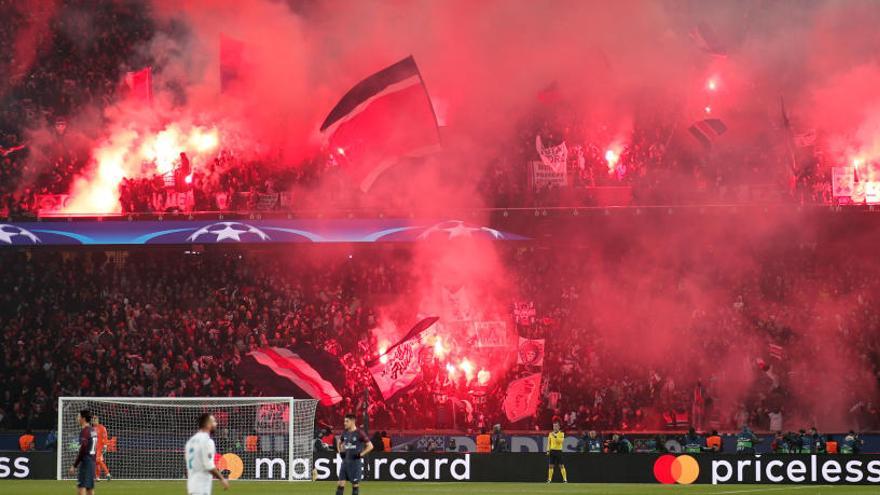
1,481,877,494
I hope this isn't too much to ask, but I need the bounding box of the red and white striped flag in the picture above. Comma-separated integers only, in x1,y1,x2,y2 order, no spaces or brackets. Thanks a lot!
769,343,785,361
238,346,344,405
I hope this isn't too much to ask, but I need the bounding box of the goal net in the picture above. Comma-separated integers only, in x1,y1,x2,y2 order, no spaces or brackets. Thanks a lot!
58,397,318,481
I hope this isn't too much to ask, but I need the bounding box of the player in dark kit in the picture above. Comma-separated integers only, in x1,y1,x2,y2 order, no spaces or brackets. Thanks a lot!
335,413,373,495
67,409,98,495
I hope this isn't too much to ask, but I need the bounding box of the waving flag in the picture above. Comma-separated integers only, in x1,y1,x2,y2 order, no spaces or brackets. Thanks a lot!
535,135,568,173
370,338,424,400
368,316,438,400
124,67,152,103
503,373,542,423
689,22,727,56
833,167,855,197
688,118,727,148
220,35,245,93
320,56,441,192
769,343,785,361
238,346,344,405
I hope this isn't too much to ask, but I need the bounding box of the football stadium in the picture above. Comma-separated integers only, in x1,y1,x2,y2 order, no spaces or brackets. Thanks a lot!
2,1,880,494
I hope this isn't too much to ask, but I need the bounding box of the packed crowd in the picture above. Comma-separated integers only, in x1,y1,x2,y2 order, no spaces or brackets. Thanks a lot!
480,102,838,210
0,0,154,216
0,2,850,217
522,240,880,434
0,247,404,430
1,225,879,433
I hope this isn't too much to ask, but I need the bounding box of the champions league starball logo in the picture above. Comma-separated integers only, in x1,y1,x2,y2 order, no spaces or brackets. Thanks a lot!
0,224,41,245
187,222,271,243
417,220,504,240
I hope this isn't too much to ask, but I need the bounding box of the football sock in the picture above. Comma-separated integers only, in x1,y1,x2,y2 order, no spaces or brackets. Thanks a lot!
336,486,344,495
561,466,568,482
548,467,554,481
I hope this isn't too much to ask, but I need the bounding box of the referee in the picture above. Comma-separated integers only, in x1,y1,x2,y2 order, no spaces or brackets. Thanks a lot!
546,421,567,483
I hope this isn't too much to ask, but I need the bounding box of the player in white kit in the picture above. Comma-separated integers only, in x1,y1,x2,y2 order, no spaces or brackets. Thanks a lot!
185,413,230,494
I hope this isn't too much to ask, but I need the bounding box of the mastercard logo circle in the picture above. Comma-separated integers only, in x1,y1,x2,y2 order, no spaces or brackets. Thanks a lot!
215,453,244,480
653,454,699,484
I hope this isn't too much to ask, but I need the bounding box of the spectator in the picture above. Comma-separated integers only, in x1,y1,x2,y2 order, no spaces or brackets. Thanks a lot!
19,428,35,451
491,424,508,453
381,431,391,452
370,431,384,452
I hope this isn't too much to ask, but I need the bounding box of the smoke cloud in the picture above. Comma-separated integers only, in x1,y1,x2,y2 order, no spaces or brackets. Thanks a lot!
18,0,880,429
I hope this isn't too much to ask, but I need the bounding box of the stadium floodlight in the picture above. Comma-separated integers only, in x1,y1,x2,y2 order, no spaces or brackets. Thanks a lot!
58,397,318,481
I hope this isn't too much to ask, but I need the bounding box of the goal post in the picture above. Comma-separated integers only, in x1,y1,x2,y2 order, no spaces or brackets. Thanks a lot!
58,397,318,481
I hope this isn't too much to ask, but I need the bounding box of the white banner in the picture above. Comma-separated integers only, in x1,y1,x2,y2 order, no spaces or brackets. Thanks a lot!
370,340,422,400
513,301,536,326
473,321,507,348
832,167,854,197
530,161,567,189
535,135,568,173
866,181,880,205
35,194,70,213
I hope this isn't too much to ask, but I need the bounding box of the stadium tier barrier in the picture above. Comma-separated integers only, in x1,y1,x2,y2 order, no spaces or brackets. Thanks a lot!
379,433,880,455
4,451,880,484
4,432,879,454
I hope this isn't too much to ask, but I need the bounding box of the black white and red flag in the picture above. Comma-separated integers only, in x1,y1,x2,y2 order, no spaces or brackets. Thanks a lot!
367,316,439,400
238,345,345,405
320,56,441,192
688,118,727,148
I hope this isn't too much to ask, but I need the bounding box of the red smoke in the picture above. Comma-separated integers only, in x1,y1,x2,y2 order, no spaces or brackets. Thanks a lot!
18,0,880,429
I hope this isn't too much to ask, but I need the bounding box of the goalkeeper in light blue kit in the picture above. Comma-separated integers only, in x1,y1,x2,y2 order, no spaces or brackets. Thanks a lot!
335,414,373,495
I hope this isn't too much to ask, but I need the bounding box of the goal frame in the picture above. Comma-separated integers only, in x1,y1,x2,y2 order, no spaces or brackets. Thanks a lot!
57,396,314,481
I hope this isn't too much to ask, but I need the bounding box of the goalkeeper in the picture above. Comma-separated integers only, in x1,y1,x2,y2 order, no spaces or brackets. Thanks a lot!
335,414,373,495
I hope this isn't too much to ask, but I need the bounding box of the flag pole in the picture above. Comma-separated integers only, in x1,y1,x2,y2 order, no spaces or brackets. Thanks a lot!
780,96,799,179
